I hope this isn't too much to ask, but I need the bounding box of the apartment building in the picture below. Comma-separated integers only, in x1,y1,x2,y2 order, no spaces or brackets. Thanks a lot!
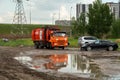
107,2,120,19
76,1,120,19
76,3,89,19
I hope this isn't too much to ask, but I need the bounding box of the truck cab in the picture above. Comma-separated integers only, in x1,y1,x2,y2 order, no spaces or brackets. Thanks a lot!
49,32,68,49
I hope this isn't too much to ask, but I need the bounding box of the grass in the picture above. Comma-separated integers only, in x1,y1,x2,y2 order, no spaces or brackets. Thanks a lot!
0,24,71,35
0,38,33,47
0,24,44,35
68,37,78,47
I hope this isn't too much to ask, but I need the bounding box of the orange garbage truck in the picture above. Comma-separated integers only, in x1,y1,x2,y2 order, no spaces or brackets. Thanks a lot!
31,26,68,49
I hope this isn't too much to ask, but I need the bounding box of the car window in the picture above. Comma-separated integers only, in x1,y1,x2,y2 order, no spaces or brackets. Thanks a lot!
95,40,100,44
84,37,97,40
101,40,110,44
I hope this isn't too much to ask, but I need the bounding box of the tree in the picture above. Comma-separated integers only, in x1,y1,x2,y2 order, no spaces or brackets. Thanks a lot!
72,12,87,38
87,0,113,38
111,19,120,38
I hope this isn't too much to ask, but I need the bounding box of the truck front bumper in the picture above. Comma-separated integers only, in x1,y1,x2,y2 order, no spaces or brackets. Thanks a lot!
52,42,68,47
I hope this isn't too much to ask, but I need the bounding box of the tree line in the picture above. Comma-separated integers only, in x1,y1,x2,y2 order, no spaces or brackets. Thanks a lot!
72,0,120,38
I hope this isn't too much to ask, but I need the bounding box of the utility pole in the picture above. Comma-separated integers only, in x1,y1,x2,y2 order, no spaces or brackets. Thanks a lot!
59,8,60,20
70,6,73,37
52,13,56,24
70,7,72,20
118,0,120,19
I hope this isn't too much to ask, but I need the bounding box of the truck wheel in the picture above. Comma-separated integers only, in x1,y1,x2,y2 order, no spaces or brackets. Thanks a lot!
46,43,50,49
46,43,53,49
39,46,44,49
62,47,64,50
49,43,53,49
34,44,39,49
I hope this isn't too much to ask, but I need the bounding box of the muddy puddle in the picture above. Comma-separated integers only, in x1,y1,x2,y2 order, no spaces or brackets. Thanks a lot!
14,52,120,80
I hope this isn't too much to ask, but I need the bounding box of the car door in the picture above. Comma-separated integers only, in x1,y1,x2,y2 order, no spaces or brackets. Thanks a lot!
99,41,108,49
91,40,101,49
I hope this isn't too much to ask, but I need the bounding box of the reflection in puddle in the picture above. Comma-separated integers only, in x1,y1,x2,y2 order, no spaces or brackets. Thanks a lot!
103,75,120,80
14,53,120,79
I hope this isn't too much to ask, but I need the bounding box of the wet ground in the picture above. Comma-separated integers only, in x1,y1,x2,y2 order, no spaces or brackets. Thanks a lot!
0,46,120,80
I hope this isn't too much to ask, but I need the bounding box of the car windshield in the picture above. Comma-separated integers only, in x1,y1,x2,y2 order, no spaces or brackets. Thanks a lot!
53,32,66,37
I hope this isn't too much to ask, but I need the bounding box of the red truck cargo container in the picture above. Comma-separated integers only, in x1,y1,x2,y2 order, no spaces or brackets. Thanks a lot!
32,26,68,49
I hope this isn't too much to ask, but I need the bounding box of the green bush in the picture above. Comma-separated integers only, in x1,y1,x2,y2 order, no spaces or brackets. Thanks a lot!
111,19,120,38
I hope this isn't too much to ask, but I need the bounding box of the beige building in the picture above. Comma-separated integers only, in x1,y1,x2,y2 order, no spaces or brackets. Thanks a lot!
55,20,71,26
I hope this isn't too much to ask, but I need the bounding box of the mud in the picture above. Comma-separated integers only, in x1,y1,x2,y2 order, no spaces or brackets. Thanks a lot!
0,46,120,80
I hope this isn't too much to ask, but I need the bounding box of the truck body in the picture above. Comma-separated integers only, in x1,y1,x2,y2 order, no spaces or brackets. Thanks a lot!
32,26,68,49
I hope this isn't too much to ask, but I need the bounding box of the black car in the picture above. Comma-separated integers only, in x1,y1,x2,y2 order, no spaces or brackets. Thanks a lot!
81,40,118,51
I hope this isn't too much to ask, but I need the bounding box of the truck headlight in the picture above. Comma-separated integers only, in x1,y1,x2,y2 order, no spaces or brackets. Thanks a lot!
65,38,67,41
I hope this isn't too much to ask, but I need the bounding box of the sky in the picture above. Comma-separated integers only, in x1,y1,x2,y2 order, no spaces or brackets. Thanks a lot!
0,0,119,24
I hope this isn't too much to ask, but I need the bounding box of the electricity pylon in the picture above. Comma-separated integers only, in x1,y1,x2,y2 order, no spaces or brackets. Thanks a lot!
13,0,27,24
12,0,27,38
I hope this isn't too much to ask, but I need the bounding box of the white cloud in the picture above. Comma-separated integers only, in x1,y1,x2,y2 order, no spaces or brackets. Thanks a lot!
49,5,70,23
60,5,70,20
0,12,14,23
80,0,95,4
32,21,40,24
24,0,36,10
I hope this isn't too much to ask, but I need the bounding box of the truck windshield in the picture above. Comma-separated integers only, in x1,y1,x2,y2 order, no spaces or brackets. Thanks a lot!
53,32,66,37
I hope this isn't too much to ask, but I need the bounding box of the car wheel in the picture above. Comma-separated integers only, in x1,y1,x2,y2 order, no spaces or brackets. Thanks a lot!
86,46,92,51
80,47,85,51
108,46,114,51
